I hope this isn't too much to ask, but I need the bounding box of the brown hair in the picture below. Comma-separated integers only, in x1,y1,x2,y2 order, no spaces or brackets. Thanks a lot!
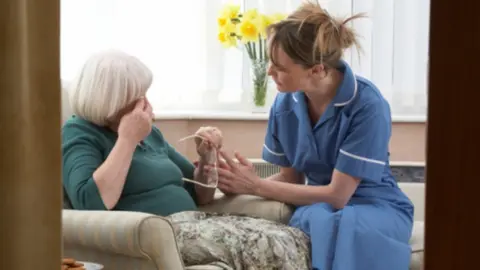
267,0,365,70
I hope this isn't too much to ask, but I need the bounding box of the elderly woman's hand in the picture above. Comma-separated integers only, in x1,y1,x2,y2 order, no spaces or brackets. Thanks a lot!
118,98,153,145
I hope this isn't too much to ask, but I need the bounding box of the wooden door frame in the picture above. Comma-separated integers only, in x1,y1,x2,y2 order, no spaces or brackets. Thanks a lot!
424,0,480,269
0,0,62,269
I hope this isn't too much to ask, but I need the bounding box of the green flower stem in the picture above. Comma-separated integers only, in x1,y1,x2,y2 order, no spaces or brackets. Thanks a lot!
242,40,270,107
264,38,268,60
250,58,269,107
245,43,254,59
258,35,263,60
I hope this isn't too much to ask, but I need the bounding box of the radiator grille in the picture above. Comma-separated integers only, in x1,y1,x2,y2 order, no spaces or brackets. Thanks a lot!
251,160,280,178
248,159,426,183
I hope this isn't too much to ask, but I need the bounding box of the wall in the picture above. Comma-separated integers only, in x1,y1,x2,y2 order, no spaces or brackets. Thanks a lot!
155,120,426,163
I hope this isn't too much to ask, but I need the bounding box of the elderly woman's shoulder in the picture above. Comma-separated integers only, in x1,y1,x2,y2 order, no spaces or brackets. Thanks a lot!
62,115,110,140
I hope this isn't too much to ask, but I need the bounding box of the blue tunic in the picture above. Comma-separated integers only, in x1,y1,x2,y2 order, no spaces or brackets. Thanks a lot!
262,60,414,270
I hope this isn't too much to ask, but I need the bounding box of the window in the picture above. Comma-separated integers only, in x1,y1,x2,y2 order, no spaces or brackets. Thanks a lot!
327,0,430,121
61,0,430,121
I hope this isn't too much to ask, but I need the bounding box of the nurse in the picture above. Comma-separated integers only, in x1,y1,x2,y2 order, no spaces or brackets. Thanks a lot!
213,2,415,270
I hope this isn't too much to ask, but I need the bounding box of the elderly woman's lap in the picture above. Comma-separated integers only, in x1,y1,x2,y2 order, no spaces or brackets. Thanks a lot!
167,211,311,270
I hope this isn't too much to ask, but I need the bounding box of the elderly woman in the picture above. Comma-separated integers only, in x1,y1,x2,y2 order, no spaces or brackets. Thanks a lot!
62,50,310,269
63,51,216,214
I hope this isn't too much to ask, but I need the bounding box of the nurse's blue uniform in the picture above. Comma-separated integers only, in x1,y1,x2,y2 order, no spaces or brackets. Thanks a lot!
262,60,414,270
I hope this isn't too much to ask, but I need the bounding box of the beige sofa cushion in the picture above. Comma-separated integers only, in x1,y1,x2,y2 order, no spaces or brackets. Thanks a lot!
199,193,293,224
399,182,425,221
409,221,424,270
410,221,424,252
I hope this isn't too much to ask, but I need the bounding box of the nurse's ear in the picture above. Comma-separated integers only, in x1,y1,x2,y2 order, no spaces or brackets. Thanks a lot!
309,64,328,80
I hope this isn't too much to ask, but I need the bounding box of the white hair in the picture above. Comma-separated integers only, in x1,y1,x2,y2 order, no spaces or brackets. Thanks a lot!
68,50,153,126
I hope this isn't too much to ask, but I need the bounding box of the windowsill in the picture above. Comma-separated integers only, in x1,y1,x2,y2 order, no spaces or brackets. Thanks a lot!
154,110,270,121
154,110,427,122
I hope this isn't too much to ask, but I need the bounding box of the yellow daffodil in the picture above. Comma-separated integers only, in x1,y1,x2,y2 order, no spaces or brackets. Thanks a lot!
237,18,260,43
258,13,287,37
218,4,240,27
218,20,238,47
269,13,287,24
216,4,287,59
235,9,263,43
218,17,228,28
218,31,237,47
243,9,259,20
258,15,272,37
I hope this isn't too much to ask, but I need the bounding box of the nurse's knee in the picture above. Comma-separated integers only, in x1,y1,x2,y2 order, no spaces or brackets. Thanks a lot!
293,203,337,224
306,202,338,215
309,203,338,220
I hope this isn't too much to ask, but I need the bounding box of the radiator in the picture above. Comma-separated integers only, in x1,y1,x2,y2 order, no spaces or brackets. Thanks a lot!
223,158,280,178
250,159,280,178
246,159,426,183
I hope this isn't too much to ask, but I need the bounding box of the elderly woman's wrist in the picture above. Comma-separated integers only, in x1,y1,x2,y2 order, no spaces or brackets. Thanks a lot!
197,155,210,164
116,136,138,152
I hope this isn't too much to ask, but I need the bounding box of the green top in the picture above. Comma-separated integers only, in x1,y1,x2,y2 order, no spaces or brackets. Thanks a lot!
62,116,198,216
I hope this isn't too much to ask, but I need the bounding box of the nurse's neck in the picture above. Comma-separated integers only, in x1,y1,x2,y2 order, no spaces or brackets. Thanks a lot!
304,69,344,116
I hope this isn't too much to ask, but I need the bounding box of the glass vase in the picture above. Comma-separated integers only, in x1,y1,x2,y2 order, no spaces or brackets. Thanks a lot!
250,58,269,110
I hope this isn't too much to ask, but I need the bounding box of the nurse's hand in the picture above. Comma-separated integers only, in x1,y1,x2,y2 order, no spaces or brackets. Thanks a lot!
214,159,235,196
208,150,262,195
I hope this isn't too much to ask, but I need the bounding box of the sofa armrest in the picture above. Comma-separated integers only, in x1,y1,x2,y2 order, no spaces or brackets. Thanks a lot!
62,209,184,270
198,192,294,224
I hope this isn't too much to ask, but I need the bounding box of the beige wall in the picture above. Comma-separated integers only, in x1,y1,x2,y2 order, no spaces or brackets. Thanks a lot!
155,120,426,163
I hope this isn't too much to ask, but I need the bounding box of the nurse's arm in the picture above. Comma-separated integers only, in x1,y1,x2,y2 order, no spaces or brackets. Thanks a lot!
266,167,305,184
255,169,359,209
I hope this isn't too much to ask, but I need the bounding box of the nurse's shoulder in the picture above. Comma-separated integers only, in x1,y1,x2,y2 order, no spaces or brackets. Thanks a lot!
270,92,297,115
349,76,392,119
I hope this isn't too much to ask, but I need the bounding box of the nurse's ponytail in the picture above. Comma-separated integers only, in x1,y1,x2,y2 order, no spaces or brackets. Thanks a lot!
266,0,365,69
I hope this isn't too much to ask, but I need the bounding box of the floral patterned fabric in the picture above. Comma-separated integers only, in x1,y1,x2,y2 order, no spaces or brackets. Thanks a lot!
167,211,311,270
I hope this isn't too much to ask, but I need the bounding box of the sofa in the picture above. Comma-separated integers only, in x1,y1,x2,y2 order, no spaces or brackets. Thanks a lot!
62,183,424,269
